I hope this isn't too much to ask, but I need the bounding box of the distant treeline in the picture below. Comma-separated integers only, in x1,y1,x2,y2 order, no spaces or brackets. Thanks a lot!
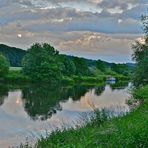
0,43,134,81
0,44,26,67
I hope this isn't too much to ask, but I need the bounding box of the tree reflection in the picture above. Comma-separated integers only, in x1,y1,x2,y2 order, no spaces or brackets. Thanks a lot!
94,86,105,96
0,82,106,120
0,84,9,105
21,84,105,120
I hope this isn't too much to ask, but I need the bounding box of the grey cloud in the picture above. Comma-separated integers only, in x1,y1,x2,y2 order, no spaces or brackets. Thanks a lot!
0,30,138,62
121,4,148,19
99,0,128,10
0,0,10,7
0,0,147,62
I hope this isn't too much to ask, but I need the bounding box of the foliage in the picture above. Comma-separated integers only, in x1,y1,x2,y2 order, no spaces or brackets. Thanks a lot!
72,75,105,84
111,63,129,76
22,43,62,81
132,16,148,87
22,43,92,81
0,43,134,82
58,55,76,76
35,85,148,147
96,60,107,72
110,81,129,90
0,44,26,67
4,70,29,82
0,84,8,105
0,54,9,77
141,15,148,35
133,56,148,87
72,57,91,76
133,85,148,100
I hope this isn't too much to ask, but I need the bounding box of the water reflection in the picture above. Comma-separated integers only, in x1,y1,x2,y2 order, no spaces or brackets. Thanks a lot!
0,84,9,105
0,82,130,148
0,83,106,120
22,84,105,120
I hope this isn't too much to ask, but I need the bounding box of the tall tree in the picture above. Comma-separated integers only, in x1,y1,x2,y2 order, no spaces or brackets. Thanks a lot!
132,16,148,87
22,43,61,81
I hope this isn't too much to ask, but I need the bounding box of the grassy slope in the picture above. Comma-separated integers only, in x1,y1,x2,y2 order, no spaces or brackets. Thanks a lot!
36,86,148,148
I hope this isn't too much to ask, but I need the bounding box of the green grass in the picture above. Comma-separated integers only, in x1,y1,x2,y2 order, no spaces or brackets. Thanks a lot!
35,85,148,148
9,67,22,71
72,75,106,84
4,70,30,82
2,67,130,85
133,85,148,100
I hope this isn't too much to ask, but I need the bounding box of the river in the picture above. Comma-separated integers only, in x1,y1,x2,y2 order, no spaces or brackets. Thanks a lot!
0,81,130,147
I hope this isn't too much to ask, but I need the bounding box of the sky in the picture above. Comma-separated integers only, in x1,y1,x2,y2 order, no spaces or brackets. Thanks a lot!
0,0,148,63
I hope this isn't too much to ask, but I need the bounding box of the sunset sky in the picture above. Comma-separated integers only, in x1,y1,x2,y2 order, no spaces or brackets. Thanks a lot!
0,0,148,62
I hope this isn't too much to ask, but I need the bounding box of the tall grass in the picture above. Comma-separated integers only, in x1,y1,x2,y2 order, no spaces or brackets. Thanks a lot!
34,85,148,148
16,86,148,147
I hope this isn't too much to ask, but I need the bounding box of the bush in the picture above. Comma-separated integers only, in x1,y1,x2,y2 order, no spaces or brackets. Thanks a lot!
4,70,30,82
22,43,61,82
0,54,9,77
133,85,148,100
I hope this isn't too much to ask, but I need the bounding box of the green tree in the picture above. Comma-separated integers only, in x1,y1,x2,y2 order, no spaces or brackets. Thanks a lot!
111,63,129,76
72,57,91,76
59,55,76,76
22,43,61,81
96,60,107,72
132,16,148,87
0,44,26,67
0,54,9,77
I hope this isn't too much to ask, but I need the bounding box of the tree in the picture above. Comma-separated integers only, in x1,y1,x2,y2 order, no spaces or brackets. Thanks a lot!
111,63,129,76
96,60,107,72
0,44,26,67
22,43,61,81
132,16,148,87
0,54,9,77
59,55,76,76
72,57,91,76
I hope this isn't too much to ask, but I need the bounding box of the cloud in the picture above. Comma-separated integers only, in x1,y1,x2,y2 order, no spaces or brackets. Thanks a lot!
0,0,147,62
0,29,140,62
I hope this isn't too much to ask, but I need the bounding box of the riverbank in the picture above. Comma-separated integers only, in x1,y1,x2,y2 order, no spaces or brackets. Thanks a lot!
34,85,148,147
1,68,129,85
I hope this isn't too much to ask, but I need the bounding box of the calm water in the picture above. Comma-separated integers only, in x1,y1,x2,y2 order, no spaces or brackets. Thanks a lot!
0,82,130,147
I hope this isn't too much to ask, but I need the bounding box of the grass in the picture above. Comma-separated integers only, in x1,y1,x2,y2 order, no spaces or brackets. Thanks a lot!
2,67,130,85
4,70,30,82
72,75,106,84
2,70,107,84
9,67,22,71
34,85,148,148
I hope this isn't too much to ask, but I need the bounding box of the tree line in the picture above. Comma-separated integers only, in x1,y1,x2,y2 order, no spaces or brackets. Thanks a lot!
0,44,26,67
0,43,133,81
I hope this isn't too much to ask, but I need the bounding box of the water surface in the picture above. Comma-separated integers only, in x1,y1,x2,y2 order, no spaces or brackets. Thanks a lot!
0,82,130,147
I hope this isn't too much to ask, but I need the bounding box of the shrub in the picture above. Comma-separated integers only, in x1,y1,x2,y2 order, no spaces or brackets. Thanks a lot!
0,54,9,77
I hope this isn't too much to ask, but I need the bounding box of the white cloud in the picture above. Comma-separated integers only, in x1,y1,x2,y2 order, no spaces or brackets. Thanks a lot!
127,3,138,10
107,6,123,14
